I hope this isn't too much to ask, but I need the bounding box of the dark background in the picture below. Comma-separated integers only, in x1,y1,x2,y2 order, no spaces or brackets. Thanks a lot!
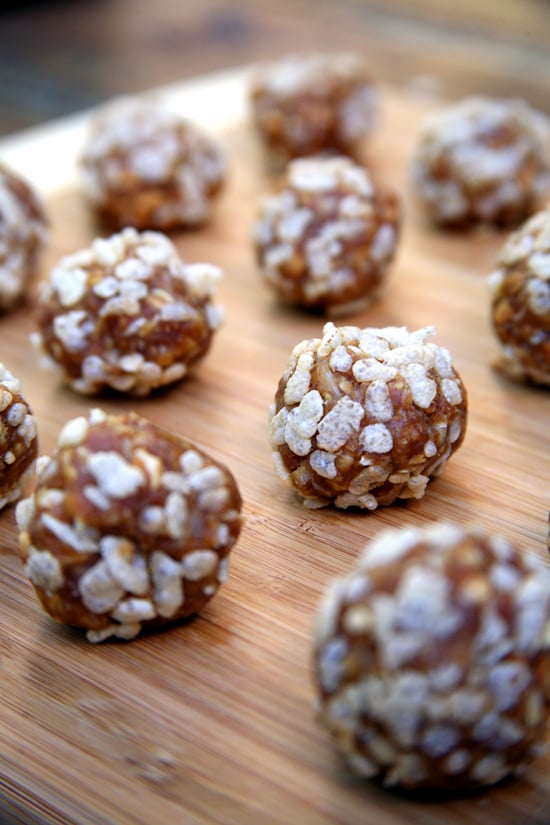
1,0,550,137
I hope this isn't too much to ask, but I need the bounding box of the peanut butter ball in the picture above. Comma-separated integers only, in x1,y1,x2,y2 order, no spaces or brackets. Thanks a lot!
34,228,224,396
489,207,550,384
81,96,225,230
412,97,550,228
253,156,400,313
251,52,378,167
269,323,467,510
0,363,38,510
0,162,48,310
314,522,550,790
17,409,242,643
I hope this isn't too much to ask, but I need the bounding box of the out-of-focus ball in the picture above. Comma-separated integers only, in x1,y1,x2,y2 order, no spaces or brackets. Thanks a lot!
250,53,378,167
253,156,400,313
0,163,48,310
81,96,226,230
411,97,550,228
489,207,550,384
34,228,224,396
313,522,550,790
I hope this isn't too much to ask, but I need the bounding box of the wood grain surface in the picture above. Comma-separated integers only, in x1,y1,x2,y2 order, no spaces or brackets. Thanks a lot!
1,69,550,825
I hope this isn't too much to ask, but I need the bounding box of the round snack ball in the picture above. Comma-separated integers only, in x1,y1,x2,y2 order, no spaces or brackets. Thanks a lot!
34,227,224,396
250,52,377,167
313,522,550,791
269,323,467,510
0,162,48,310
253,156,400,313
411,96,550,228
0,364,38,510
81,95,226,230
16,408,242,643
489,207,550,384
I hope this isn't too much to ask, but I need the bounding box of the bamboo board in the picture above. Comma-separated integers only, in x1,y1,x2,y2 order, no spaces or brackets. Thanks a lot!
1,67,550,825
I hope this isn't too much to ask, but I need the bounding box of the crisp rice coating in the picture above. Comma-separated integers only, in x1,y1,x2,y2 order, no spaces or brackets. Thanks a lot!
313,522,550,790
81,95,226,230
489,207,550,384
251,52,378,167
0,163,48,310
411,97,550,228
0,363,38,510
16,409,242,643
269,323,467,509
253,156,400,313
34,227,224,396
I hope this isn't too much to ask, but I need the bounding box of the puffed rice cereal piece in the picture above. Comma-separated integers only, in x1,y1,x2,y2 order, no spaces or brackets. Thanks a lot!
81,95,225,230
313,522,550,790
0,163,48,310
33,227,224,396
412,96,550,228
253,156,400,313
489,207,550,384
269,323,467,509
0,364,38,510
250,52,378,167
16,409,242,642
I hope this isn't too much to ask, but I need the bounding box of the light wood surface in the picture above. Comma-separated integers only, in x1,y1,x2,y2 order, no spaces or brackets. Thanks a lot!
2,69,550,825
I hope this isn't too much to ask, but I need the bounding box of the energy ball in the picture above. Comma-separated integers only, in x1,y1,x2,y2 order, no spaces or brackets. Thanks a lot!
34,227,224,396
0,163,48,310
81,96,226,230
16,409,242,643
313,522,550,791
0,364,38,510
250,52,378,167
253,156,400,313
269,323,467,510
411,97,550,228
489,207,550,384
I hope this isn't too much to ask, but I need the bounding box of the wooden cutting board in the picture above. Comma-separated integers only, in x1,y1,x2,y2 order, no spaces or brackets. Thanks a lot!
1,67,550,825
